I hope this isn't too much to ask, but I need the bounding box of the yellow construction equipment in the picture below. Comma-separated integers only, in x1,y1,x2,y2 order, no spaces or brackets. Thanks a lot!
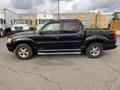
109,12,120,35
19,15,36,30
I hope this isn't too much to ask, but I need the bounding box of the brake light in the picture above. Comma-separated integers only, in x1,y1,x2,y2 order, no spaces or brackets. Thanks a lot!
114,31,117,41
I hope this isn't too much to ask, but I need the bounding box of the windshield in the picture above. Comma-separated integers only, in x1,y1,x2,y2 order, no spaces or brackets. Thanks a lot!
0,19,5,24
36,24,44,32
36,21,49,32
113,13,120,20
117,13,120,19
0,19,3,24
14,20,29,24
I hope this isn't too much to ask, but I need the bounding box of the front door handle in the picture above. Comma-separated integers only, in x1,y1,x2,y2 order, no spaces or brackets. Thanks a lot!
56,37,59,40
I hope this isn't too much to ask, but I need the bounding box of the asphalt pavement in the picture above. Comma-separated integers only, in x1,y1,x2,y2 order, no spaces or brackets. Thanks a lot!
0,37,120,90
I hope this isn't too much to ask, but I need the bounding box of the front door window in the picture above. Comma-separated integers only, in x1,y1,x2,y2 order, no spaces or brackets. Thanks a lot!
43,23,60,34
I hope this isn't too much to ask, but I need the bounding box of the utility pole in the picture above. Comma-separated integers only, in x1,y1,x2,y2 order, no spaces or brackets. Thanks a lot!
58,0,60,19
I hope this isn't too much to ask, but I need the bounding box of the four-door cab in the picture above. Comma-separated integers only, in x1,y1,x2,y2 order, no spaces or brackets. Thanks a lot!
6,19,117,60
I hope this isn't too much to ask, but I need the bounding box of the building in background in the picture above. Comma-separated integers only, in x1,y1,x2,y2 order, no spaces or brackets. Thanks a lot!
96,13,112,29
18,12,113,30
36,13,54,25
19,14,36,29
53,13,112,29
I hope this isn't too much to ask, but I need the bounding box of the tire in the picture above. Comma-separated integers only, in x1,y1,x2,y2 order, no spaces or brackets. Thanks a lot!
0,30,4,37
15,44,33,60
86,43,103,58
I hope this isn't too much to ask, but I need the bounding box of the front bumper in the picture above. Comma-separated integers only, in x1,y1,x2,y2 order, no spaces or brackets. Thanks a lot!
11,30,29,33
6,43,14,52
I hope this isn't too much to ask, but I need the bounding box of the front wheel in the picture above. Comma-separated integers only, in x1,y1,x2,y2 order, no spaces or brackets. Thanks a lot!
15,44,33,60
0,30,4,37
86,43,103,58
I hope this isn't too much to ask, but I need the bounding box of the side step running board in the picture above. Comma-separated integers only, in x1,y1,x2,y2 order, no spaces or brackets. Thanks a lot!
38,49,81,52
38,52,81,55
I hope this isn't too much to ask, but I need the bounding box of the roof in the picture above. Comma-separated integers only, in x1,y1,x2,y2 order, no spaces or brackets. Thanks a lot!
48,19,81,23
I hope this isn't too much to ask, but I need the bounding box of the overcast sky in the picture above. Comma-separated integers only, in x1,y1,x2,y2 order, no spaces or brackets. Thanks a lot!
0,0,120,14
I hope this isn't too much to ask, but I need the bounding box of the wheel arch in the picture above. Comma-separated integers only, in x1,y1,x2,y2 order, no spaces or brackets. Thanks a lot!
13,38,37,52
81,35,107,50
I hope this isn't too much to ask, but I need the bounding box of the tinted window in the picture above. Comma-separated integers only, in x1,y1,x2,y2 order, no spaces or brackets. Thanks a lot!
0,19,2,24
62,22,81,34
0,19,5,24
1,19,4,24
43,23,60,34
4,19,6,24
14,20,29,24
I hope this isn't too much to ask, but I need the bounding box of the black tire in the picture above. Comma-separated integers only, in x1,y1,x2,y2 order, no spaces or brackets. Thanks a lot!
0,30,4,37
86,43,103,58
15,44,33,60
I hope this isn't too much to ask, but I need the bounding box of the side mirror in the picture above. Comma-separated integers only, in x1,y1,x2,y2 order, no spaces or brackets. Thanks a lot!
39,30,44,35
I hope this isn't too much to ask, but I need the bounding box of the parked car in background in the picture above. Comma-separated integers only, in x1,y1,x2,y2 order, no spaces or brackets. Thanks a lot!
11,19,31,33
0,8,18,37
7,19,117,60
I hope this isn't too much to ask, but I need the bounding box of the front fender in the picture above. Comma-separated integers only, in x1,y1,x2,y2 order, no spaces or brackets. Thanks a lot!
12,38,37,49
12,38,35,43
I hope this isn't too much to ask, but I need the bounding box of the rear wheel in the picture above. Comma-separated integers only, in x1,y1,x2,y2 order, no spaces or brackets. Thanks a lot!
15,44,33,60
86,43,103,58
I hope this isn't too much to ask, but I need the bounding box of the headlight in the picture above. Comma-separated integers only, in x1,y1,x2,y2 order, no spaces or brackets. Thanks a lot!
7,38,12,43
23,26,29,30
11,27,15,31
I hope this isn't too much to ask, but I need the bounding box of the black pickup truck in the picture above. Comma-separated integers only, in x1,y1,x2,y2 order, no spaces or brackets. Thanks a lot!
6,19,117,60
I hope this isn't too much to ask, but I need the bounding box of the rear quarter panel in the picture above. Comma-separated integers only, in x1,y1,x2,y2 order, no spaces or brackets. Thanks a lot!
81,30,116,49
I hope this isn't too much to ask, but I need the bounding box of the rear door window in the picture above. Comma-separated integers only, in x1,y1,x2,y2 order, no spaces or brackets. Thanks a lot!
61,21,81,34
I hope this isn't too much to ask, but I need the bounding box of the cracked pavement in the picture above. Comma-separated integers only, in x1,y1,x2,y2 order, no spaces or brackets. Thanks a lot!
0,37,120,90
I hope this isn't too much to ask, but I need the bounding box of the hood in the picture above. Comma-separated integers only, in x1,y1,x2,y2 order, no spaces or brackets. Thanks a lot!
13,24,28,27
10,31,35,39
